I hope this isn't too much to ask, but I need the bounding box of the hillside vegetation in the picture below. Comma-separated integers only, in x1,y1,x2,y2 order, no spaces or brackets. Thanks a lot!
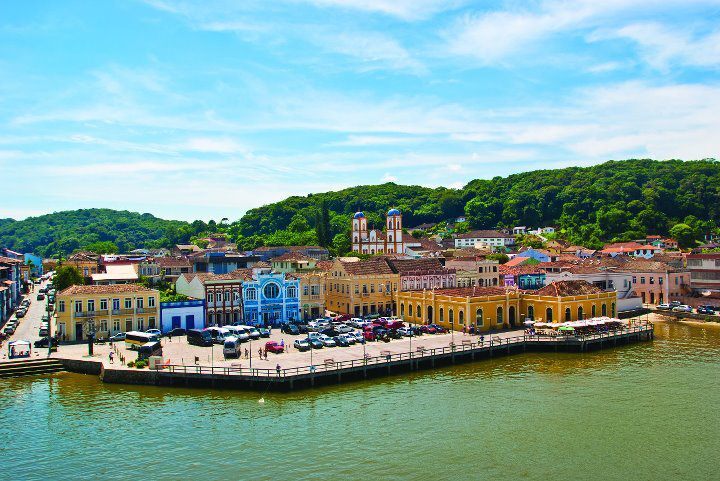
1,159,717,255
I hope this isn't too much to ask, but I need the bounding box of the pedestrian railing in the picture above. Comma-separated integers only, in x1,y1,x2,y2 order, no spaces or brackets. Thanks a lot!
157,323,652,379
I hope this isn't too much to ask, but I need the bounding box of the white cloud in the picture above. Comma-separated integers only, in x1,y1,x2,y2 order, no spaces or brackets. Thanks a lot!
382,172,398,182
592,22,720,69
298,0,462,21
183,137,247,154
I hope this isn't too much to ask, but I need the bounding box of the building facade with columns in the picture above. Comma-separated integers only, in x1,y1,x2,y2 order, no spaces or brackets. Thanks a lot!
351,209,405,255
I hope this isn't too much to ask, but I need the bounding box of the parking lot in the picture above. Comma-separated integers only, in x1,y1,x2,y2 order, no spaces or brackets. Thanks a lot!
53,322,527,370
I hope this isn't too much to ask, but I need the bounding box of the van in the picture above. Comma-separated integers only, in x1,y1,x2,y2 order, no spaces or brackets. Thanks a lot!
138,341,163,360
206,327,231,344
225,326,250,342
187,329,213,347
238,325,261,340
223,337,242,358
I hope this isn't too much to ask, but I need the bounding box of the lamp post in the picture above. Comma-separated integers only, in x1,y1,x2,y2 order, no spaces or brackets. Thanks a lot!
84,319,96,356
46,294,53,358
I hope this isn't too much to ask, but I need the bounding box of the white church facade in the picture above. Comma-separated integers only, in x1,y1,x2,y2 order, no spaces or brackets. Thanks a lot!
351,209,405,255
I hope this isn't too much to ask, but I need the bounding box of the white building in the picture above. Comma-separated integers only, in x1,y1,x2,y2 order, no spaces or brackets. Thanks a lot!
160,299,206,333
454,230,515,249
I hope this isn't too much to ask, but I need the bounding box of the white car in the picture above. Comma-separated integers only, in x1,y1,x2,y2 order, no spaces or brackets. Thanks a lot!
397,327,414,337
338,333,356,345
146,329,162,338
318,334,336,347
335,324,353,334
672,305,693,312
349,318,364,328
656,303,672,310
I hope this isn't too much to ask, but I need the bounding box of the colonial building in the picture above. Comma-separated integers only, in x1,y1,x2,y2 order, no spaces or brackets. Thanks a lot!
242,272,301,326
175,270,252,326
251,245,330,261
190,250,259,274
296,272,327,320
386,258,456,291
0,255,23,323
396,280,618,331
66,251,100,281
270,252,318,273
351,209,405,255
55,284,160,341
444,250,500,288
157,256,193,282
326,257,399,317
160,299,206,333
686,253,720,293
621,259,690,305
500,265,546,290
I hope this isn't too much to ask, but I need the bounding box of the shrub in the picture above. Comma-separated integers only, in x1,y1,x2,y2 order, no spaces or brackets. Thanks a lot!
127,361,135,368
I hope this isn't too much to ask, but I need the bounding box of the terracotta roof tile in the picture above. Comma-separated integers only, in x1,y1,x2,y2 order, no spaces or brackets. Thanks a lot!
532,280,604,296
59,284,157,296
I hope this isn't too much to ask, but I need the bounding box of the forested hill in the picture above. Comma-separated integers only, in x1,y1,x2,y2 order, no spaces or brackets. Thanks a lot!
0,209,203,257
1,159,718,256
235,158,720,249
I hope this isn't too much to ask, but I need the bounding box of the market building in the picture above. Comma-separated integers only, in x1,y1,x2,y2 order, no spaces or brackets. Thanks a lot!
242,272,301,326
55,284,160,341
325,257,399,317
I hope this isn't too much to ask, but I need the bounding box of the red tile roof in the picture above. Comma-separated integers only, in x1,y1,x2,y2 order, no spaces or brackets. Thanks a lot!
532,281,604,296
338,258,394,275
428,286,511,297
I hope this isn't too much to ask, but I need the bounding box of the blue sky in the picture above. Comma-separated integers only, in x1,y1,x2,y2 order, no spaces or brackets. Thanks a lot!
1,0,719,221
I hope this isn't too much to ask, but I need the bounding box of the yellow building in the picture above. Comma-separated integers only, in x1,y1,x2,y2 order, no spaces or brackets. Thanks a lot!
521,280,617,323
325,257,399,317
55,284,160,341
294,271,327,320
66,251,100,279
396,281,617,332
397,286,522,332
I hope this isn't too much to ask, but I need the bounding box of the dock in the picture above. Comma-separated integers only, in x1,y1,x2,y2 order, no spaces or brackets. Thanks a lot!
86,323,654,391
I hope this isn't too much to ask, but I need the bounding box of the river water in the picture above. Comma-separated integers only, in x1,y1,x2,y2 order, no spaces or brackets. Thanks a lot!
1,321,718,481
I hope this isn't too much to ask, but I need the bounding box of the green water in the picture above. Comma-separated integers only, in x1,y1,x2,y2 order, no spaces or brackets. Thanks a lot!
1,322,719,481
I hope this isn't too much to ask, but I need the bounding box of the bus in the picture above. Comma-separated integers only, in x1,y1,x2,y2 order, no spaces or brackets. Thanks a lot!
125,331,160,350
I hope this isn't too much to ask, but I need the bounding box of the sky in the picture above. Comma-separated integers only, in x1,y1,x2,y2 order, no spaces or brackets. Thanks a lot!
1,0,719,222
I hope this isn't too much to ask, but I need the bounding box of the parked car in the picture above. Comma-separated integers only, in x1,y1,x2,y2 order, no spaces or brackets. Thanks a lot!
672,305,693,312
258,328,271,338
333,314,351,322
3,325,16,335
38,327,49,336
223,337,242,358
187,329,213,347
420,325,437,334
306,337,323,349
293,339,311,351
34,337,59,348
109,332,126,342
348,331,365,344
318,335,336,347
320,327,340,337
168,328,187,336
308,320,330,332
338,333,356,345
397,327,414,337
245,327,261,340
386,329,403,339
669,301,682,307
429,324,447,333
333,335,350,347
146,329,162,338
697,305,716,315
36,293,45,301
349,318,364,328
265,341,284,354
15,309,26,318
282,323,300,335
335,324,353,334
386,321,405,330
656,303,672,310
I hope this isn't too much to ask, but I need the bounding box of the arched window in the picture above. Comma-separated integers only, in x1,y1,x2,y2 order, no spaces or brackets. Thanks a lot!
400,303,405,317
496,306,503,324
546,307,553,322
602,304,607,316
578,306,584,320
476,308,483,326
416,305,421,318
224,290,231,302
263,283,280,299
215,292,222,302
245,288,257,300
439,308,444,323
208,312,214,324
459,310,464,325
565,308,571,322
528,305,534,320
448,309,454,325
612,303,616,316
591,304,596,317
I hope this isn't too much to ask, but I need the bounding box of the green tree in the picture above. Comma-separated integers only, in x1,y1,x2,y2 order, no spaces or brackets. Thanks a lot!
85,241,119,254
331,233,351,257
54,265,84,291
669,223,697,248
315,200,332,247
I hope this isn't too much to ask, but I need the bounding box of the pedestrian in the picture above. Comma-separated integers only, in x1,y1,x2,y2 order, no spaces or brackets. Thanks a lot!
480,334,485,344
258,347,263,359
109,351,114,364
244,348,249,359
264,349,268,360
276,363,281,377
463,325,467,336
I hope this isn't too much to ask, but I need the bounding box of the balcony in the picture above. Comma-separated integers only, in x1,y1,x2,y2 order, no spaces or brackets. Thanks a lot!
136,307,156,314
111,308,135,315
73,309,110,318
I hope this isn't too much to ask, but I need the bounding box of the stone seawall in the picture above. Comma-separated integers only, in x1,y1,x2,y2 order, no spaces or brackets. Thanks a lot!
100,367,160,385
58,358,103,375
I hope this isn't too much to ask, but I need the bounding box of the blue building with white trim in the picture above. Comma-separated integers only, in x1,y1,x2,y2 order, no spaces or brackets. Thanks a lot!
160,299,206,333
242,273,300,326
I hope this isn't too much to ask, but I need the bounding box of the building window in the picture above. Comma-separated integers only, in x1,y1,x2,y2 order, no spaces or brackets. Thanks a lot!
137,297,144,309
476,308,483,326
138,318,144,331
632,276,636,284
245,289,257,300
87,300,95,312
207,293,213,303
215,292,222,302
546,308,553,322
565,308,571,322
303,285,309,296
287,286,297,298
148,317,156,329
58,300,65,313
640,277,645,284
264,283,280,299
100,319,108,332
113,319,120,332
124,298,132,309
497,306,503,324
602,304,607,316
592,305,596,317
416,305,421,318
658,277,663,285
649,277,654,284
100,299,108,311
527,305,534,320
370,284,375,293
439,308,444,323
448,309,454,325
74,300,82,313
400,303,405,317
458,310,464,325
224,290,231,302
148,296,156,308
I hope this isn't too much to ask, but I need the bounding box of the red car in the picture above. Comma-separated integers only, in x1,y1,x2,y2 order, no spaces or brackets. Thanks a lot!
386,321,405,330
372,319,388,327
334,314,351,322
265,341,284,354
419,325,437,334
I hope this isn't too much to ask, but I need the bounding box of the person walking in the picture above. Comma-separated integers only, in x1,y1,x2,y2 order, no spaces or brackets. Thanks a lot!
109,351,114,364
258,347,263,359
276,363,281,377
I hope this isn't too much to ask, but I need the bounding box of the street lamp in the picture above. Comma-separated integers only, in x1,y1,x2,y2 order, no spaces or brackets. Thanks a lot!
84,319,97,356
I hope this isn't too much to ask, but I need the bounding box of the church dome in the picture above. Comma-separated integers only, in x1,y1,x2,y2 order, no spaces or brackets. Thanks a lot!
387,208,401,216
353,211,365,219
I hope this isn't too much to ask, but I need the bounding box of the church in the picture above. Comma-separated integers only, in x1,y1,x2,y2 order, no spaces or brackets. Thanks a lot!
351,209,405,255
